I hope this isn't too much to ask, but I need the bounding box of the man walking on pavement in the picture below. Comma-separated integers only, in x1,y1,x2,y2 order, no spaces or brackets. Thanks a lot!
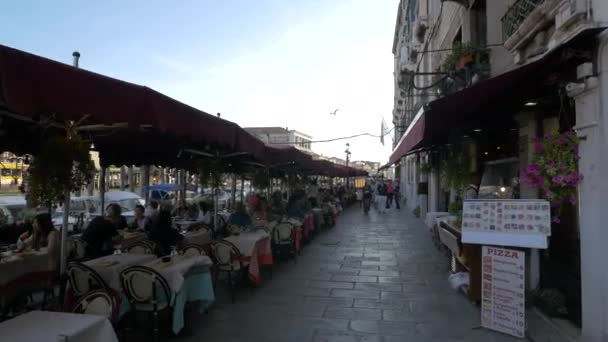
376,181,387,213
393,183,401,210
386,180,394,209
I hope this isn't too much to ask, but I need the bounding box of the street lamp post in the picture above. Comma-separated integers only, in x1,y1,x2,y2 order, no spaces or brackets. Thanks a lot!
345,143,351,189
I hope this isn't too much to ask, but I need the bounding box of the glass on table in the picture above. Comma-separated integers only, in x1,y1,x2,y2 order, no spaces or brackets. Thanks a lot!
170,245,178,257
113,244,122,255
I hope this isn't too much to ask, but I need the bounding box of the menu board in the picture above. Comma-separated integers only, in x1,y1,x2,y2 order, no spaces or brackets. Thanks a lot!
481,246,526,338
462,199,551,249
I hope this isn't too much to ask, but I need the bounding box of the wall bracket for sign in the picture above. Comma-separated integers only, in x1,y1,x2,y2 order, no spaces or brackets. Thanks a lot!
461,199,552,249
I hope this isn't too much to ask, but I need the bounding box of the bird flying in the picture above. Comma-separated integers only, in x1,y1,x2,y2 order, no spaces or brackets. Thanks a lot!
330,109,339,115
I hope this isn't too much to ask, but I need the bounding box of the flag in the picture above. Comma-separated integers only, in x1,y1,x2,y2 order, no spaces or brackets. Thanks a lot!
380,119,388,146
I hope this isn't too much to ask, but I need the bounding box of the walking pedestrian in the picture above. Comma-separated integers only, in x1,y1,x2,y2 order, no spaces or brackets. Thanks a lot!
394,183,401,210
377,181,387,213
386,180,394,209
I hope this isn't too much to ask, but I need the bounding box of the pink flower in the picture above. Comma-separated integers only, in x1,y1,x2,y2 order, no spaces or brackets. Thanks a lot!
564,131,574,138
534,143,544,153
526,164,541,175
558,135,567,144
552,217,561,223
568,196,576,204
545,190,554,198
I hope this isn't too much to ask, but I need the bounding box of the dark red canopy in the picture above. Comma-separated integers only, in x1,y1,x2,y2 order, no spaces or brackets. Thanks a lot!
0,44,265,160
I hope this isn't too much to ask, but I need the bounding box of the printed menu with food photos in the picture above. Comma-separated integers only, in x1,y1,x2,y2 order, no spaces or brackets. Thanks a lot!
481,246,526,338
462,200,551,236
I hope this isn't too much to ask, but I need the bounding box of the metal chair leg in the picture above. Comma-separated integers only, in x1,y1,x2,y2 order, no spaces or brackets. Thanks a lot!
228,271,234,304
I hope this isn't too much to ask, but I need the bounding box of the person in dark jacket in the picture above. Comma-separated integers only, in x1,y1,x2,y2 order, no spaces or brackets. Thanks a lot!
148,210,182,256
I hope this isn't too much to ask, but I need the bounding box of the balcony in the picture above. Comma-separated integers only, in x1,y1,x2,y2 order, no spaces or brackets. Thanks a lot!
502,0,545,42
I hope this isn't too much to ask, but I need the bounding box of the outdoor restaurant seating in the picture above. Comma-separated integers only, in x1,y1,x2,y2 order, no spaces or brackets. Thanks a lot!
66,262,111,299
124,240,155,255
0,43,365,340
272,222,297,263
72,289,115,321
210,240,244,304
120,265,172,337
180,243,206,257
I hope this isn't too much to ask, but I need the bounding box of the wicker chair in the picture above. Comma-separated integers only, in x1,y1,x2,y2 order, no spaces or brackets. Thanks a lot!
120,266,172,338
273,222,297,263
124,240,155,254
72,289,115,322
66,262,111,299
210,240,245,303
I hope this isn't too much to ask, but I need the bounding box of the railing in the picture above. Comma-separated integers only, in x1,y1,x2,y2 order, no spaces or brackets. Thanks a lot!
501,0,545,42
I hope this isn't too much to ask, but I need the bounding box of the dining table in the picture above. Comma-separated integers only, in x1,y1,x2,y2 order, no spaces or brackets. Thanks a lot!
119,230,147,248
0,311,118,342
182,228,212,246
0,247,55,309
132,254,215,334
224,231,273,285
84,253,157,291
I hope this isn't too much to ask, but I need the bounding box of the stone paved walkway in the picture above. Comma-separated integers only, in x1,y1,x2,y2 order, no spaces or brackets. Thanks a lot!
179,206,526,342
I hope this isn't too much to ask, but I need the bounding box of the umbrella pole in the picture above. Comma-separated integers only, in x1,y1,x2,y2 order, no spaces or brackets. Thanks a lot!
240,176,245,204
100,167,106,214
58,188,70,310
231,173,237,209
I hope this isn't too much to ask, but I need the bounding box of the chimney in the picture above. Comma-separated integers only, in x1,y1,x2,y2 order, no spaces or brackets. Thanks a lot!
72,51,80,68
217,113,221,118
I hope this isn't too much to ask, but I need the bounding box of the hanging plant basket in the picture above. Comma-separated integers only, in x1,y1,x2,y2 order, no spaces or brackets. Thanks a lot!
252,169,270,189
27,134,95,208
522,130,582,223
198,159,224,189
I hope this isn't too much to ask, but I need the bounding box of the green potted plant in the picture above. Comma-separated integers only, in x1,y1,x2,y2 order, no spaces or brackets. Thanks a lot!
419,162,432,175
442,42,477,71
413,205,421,218
27,132,95,209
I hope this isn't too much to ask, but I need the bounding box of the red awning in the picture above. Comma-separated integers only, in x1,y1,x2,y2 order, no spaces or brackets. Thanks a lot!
388,107,425,165
387,40,591,165
0,44,266,159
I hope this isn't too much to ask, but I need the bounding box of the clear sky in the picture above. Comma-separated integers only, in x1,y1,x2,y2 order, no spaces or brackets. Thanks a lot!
1,0,398,163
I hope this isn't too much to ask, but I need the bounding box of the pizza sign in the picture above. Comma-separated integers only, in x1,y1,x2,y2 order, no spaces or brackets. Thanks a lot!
481,246,526,338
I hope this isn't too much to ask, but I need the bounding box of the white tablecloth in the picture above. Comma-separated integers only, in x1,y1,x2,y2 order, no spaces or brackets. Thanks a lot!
120,230,147,247
84,253,157,291
143,255,213,293
425,212,451,228
182,229,212,246
224,231,270,257
0,311,118,342
174,220,198,230
0,248,52,287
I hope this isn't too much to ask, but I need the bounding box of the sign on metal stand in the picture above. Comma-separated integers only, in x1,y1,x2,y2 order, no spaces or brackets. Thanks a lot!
481,246,526,338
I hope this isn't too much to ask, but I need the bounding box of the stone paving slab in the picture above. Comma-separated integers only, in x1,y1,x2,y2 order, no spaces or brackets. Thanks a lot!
169,206,528,342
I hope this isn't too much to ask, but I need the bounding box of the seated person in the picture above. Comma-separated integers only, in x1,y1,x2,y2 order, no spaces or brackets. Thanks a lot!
149,210,183,256
106,203,128,231
82,207,122,258
172,200,190,218
17,213,60,269
145,200,160,222
253,199,268,222
287,198,306,219
228,203,252,227
129,205,151,232
197,201,212,225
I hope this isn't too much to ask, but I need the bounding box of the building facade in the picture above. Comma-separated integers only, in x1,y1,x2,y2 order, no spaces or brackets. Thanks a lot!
390,0,608,340
244,127,314,154
352,160,381,176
